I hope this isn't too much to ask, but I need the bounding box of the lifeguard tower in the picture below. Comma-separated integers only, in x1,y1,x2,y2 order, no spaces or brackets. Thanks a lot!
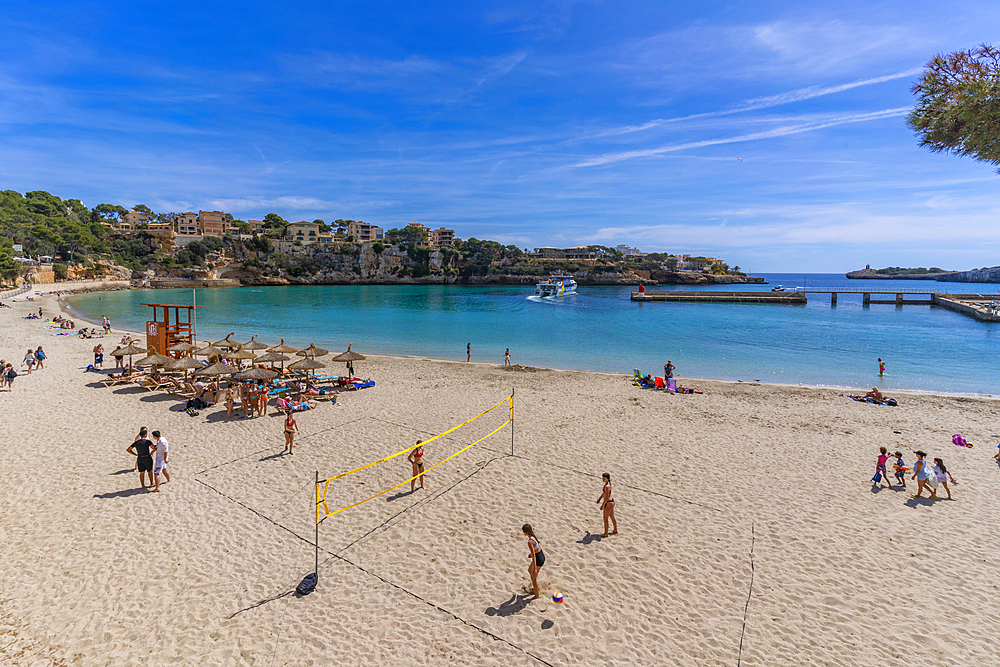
141,302,199,356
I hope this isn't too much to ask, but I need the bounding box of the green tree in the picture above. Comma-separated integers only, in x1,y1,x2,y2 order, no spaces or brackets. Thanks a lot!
0,247,18,281
384,226,427,246
908,44,1000,170
263,213,287,229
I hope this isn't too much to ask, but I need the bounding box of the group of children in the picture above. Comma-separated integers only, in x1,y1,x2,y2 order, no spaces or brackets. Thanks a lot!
872,446,956,500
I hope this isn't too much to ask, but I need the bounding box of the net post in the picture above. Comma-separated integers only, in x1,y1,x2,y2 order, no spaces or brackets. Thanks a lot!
314,470,319,584
510,388,515,456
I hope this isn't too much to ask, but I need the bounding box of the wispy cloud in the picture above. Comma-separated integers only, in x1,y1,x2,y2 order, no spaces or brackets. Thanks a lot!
575,108,910,167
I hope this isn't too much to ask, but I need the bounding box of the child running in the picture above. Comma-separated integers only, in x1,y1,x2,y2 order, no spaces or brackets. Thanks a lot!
872,446,892,487
892,451,908,489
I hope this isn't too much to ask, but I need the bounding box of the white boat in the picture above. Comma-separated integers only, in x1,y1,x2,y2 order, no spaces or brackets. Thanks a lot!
771,285,785,292
534,275,577,297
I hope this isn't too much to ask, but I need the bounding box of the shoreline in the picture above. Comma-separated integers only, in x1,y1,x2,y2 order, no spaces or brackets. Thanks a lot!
53,292,1000,401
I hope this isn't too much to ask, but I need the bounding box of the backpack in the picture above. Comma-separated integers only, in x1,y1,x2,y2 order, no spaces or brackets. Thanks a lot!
5,369,15,381
296,572,317,596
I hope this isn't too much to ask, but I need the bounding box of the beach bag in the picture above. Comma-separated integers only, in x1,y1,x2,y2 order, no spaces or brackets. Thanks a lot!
871,471,883,484
296,572,317,596
885,398,897,406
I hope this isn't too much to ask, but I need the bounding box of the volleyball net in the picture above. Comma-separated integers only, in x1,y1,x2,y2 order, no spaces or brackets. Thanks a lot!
314,392,513,526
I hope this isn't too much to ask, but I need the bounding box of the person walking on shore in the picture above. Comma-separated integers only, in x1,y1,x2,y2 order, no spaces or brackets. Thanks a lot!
127,427,155,490
597,472,618,537
872,446,892,487
893,451,908,489
467,343,471,362
878,358,885,376
4,363,15,391
150,430,170,492
911,451,933,498
34,346,45,370
283,412,299,454
522,524,545,599
102,315,111,334
93,343,104,369
408,440,426,492
504,348,511,367
23,348,35,375
930,458,955,500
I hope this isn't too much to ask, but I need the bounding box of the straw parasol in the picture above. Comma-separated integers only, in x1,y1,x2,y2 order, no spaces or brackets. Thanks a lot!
166,341,196,353
269,338,300,354
241,335,270,351
233,366,279,381
194,361,237,377
136,345,174,368
296,343,329,358
166,356,203,380
194,344,226,357
213,333,238,348
223,348,257,369
111,343,146,372
331,343,366,378
288,357,325,380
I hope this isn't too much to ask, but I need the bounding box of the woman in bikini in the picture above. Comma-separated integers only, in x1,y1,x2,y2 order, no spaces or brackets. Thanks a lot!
597,472,618,537
522,523,544,599
407,440,425,492
284,412,299,454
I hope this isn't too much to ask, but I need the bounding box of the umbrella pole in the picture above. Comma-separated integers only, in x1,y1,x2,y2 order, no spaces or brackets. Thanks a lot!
314,470,319,585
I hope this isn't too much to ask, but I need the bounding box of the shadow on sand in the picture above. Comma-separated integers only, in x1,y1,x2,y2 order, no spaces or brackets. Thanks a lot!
577,531,605,545
93,487,149,499
485,593,532,618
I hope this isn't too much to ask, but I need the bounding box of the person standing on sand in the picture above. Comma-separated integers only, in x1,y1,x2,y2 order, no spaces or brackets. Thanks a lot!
127,427,155,490
878,358,885,376
150,430,170,492
226,385,234,421
34,346,45,370
93,343,104,369
522,524,545,599
930,458,955,500
408,440,426,492
284,412,299,454
911,451,933,498
5,363,16,391
597,473,618,537
103,315,111,334
23,349,35,375
467,343,471,362
872,446,892,487
664,361,675,379
504,348,511,367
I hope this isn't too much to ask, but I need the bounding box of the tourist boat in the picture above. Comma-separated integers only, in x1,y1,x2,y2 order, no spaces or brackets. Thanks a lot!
534,275,577,297
771,285,786,292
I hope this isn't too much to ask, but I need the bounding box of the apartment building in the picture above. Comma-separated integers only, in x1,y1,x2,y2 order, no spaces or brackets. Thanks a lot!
247,220,265,234
615,244,643,257
347,221,384,242
286,221,322,245
145,222,175,250
125,208,150,228
530,246,604,261
198,210,228,238
406,222,455,249
175,212,200,236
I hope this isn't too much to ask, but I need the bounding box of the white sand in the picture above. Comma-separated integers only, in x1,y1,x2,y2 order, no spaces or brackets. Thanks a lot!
1,293,999,666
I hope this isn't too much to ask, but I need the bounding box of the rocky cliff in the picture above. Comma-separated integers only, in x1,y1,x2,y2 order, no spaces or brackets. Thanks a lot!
648,271,765,285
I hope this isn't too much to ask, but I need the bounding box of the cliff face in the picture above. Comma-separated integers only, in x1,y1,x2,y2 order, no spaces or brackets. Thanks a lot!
936,268,1000,283
648,271,765,285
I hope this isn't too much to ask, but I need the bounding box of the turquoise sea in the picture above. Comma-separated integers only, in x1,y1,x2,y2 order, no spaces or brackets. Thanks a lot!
66,273,1000,395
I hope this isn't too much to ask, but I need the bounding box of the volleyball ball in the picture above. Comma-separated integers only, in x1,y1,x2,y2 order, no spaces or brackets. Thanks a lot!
552,592,563,604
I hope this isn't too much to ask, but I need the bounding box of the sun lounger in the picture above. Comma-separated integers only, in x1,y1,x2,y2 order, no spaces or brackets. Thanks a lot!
136,377,172,391
101,373,142,387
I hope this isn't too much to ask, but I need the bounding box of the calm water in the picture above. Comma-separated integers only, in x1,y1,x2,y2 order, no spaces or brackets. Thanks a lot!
66,273,1000,395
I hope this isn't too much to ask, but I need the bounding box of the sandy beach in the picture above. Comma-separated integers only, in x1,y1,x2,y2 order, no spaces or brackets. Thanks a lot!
2,292,999,666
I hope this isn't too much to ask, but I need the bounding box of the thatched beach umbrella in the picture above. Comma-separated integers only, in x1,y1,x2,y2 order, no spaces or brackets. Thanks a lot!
136,346,174,369
167,341,196,354
296,343,330,358
331,343,366,378
241,335,270,351
213,333,238,348
166,355,203,381
223,348,257,369
269,338,300,354
288,357,325,380
194,344,226,357
112,343,146,372
233,366,279,381
194,361,236,378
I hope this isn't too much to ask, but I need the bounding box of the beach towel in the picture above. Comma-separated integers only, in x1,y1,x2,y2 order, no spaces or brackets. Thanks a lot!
667,378,677,392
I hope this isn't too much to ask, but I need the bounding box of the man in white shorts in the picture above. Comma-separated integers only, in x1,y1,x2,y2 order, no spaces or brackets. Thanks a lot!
151,430,171,492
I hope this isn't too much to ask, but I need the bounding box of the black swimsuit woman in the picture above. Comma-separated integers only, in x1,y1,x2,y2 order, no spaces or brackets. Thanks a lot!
597,472,618,537
522,523,544,599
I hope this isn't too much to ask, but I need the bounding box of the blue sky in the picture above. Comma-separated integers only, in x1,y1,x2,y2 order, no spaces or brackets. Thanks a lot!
1,1,999,271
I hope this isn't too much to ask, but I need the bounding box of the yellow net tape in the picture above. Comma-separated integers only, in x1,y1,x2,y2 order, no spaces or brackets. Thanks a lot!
316,394,511,524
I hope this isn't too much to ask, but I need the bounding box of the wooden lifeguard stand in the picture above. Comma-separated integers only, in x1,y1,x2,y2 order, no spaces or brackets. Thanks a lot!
141,303,200,356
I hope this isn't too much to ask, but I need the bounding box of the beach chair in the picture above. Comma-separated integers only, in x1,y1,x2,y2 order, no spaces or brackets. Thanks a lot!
632,369,643,386
667,378,678,393
654,376,665,390
136,377,171,391
101,373,142,387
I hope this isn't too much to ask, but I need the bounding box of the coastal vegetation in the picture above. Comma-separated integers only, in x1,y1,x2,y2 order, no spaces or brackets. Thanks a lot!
0,188,751,287
909,43,1000,171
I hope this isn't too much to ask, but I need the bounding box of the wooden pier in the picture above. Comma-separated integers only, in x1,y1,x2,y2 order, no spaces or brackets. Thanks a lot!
631,290,806,304
630,289,1000,322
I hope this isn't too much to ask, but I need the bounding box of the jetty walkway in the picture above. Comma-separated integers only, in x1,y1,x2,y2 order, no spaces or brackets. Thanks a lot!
630,289,1000,322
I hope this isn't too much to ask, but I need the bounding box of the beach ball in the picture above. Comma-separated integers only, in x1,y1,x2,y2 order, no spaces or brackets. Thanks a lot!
552,592,563,604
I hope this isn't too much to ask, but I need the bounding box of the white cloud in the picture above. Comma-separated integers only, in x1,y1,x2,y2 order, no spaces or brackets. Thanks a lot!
575,108,910,167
